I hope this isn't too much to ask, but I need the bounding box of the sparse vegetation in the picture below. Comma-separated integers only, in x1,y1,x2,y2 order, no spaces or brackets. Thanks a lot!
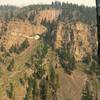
57,45,75,74
9,44,19,54
24,76,38,100
42,20,56,45
19,38,29,52
7,59,15,71
81,81,93,100
6,83,14,99
9,38,29,54
0,1,98,100
40,78,48,100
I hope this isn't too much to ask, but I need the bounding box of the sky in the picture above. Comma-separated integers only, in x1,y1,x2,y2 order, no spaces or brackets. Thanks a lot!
0,0,96,7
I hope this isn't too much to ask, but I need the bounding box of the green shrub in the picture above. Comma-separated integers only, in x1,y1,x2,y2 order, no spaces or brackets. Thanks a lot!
40,79,48,100
7,59,15,71
19,38,29,52
81,81,93,100
6,83,14,99
9,39,29,54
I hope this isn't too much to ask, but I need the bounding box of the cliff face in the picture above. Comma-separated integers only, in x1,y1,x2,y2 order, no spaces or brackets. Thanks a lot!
54,22,65,49
54,21,97,62
0,7,98,100
72,22,93,62
0,20,47,49
8,20,47,36
34,9,61,23
53,21,97,100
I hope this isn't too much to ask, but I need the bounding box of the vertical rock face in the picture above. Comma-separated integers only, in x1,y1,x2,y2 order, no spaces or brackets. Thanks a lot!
7,20,47,36
72,22,93,62
34,9,62,23
0,6,98,100
1,20,47,50
54,22,65,49
54,21,97,62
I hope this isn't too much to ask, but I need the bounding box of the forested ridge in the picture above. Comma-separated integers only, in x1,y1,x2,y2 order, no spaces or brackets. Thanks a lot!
0,2,96,25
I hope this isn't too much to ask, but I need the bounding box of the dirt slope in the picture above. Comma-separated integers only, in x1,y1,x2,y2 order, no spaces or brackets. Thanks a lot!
57,68,87,100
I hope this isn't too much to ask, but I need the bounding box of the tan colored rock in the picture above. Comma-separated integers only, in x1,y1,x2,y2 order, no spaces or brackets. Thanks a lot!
34,9,62,23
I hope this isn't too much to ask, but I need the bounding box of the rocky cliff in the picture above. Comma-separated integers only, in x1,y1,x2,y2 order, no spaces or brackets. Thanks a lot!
0,7,98,100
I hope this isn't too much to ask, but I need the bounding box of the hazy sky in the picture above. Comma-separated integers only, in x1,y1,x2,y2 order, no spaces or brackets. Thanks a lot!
0,0,96,7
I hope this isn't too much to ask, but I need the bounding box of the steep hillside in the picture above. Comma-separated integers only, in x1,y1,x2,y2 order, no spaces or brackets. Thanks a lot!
34,9,61,23
54,21,97,62
0,2,99,100
57,68,87,100
54,22,65,49
73,22,93,62
1,20,47,50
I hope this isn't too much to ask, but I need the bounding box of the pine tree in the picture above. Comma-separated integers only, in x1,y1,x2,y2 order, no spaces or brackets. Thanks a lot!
24,76,38,100
9,44,19,54
6,83,14,99
32,77,38,100
7,59,15,71
19,38,29,52
0,45,6,52
81,81,93,100
49,65,56,85
40,79,48,100
24,87,31,100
